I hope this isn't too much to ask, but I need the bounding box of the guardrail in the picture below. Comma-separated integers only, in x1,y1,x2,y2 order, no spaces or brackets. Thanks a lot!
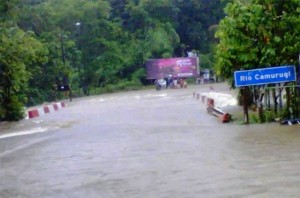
193,92,231,123
26,102,66,119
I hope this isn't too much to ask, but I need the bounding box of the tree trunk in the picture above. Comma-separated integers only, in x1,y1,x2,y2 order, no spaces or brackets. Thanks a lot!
286,86,291,118
266,87,271,109
279,85,283,113
242,87,249,124
272,85,277,114
257,86,264,122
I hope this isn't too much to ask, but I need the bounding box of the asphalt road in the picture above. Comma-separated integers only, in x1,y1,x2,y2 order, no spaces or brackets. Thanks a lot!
1,83,300,198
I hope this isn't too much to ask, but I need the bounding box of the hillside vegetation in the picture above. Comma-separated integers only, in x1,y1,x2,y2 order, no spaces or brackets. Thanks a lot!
0,0,299,121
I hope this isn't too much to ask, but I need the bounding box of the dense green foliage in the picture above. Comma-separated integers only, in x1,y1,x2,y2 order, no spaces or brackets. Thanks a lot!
1,0,299,121
215,0,300,121
0,25,48,120
215,0,300,82
0,0,226,121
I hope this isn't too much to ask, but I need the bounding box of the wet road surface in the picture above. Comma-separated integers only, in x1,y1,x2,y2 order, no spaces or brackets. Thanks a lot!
1,83,300,198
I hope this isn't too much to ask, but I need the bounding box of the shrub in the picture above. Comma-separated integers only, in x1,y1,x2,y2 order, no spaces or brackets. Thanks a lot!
2,95,25,121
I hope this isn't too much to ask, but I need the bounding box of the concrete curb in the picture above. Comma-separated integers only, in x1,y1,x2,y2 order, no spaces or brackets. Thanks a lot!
25,102,66,119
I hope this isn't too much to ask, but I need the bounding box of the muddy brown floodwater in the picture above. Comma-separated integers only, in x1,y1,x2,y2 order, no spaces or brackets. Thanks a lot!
0,82,300,198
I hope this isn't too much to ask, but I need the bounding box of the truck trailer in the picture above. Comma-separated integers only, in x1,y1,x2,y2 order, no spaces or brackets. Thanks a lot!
146,57,199,79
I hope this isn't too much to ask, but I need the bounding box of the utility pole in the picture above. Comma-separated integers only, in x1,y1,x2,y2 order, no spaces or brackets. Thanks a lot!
60,32,72,102
75,22,84,96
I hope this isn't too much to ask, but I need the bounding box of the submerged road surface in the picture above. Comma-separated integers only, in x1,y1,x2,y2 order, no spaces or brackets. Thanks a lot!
1,83,300,198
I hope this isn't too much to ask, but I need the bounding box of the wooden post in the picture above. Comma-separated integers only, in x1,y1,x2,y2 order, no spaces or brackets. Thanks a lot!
279,84,283,113
286,86,291,118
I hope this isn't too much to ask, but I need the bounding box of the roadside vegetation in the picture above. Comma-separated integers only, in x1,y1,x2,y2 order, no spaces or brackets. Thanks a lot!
0,0,299,122
215,0,300,123
0,0,225,121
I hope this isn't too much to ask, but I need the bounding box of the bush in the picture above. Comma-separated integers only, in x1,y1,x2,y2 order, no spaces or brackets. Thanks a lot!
248,110,278,124
96,80,144,94
249,113,259,124
1,95,25,121
263,110,277,123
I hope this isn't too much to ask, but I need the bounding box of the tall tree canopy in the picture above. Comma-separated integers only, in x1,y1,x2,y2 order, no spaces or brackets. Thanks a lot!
0,0,226,121
0,25,47,120
215,0,300,83
214,0,300,122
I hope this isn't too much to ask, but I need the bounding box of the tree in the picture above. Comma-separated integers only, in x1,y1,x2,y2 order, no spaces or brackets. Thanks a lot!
216,0,299,81
215,0,300,122
0,0,20,23
0,25,47,121
0,0,230,121
176,0,227,54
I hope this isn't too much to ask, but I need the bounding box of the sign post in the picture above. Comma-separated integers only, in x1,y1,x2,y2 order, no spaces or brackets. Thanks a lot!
234,65,296,87
234,65,296,124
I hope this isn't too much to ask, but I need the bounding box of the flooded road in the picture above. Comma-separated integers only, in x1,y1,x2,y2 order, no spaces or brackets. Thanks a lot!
0,83,300,198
